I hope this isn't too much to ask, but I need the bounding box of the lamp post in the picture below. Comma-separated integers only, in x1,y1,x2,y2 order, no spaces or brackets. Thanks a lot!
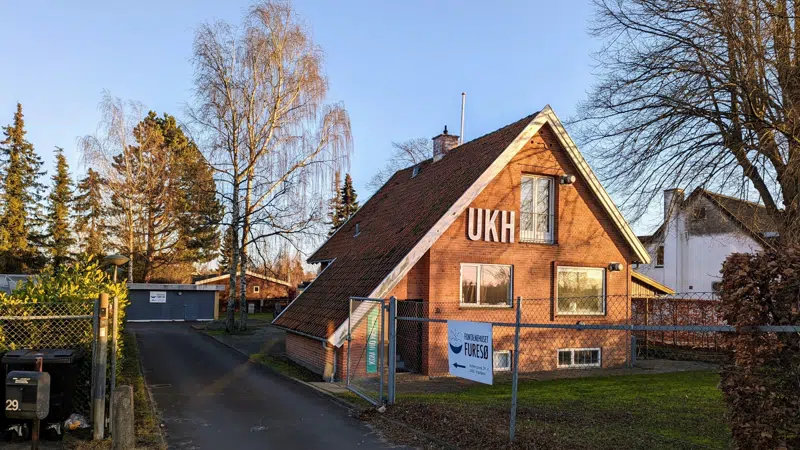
102,254,128,437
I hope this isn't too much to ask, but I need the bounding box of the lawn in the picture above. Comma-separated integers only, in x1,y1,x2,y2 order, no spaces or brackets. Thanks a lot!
249,311,274,322
383,370,730,450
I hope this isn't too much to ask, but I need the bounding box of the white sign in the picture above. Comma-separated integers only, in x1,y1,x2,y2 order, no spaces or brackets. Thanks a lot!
447,320,493,384
149,291,167,303
467,208,515,243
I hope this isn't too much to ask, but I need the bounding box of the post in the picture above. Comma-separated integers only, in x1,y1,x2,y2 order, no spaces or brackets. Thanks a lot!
111,386,134,450
378,299,385,405
90,298,99,420
31,355,43,450
93,293,109,440
109,294,119,435
387,296,397,405
509,296,522,443
346,298,352,387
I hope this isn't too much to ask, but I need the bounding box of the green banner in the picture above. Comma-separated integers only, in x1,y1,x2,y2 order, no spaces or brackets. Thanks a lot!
366,307,379,374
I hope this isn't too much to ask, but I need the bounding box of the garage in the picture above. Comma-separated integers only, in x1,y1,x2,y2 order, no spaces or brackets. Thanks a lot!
126,283,224,322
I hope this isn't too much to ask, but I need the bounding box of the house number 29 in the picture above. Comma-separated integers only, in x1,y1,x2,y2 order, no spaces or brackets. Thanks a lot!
5,399,19,411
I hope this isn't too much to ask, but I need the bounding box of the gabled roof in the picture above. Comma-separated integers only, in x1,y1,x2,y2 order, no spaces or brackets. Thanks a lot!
273,106,650,343
643,188,778,248
194,271,291,287
631,271,675,295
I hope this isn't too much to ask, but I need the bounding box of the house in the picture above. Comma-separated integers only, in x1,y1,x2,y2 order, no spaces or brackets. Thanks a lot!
272,106,650,380
0,274,30,295
194,271,292,314
635,188,777,293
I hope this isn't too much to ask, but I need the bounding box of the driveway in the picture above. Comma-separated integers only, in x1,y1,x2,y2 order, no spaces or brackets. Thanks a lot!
129,323,391,449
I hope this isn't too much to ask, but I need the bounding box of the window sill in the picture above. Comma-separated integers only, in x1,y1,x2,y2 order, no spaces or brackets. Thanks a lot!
459,304,513,309
519,239,556,245
555,312,606,317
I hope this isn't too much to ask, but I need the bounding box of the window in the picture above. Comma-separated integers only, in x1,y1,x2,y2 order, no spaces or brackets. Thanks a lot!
557,348,601,368
520,175,554,243
354,223,361,237
493,350,512,371
253,285,260,294
412,166,421,178
460,263,512,306
655,245,664,267
692,207,707,221
557,266,605,315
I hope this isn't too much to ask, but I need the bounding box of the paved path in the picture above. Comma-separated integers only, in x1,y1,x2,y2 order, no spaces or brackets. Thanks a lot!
130,323,390,450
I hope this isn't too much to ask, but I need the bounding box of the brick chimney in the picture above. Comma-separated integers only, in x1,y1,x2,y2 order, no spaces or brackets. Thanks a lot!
663,188,685,221
432,126,459,162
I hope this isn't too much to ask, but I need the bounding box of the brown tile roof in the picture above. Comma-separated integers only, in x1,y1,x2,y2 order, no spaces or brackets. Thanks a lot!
272,113,538,338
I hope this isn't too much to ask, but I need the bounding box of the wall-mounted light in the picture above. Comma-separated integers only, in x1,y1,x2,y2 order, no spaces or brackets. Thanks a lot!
608,262,624,272
560,174,576,185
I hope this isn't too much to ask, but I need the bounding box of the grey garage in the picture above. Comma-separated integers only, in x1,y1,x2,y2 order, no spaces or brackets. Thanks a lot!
126,284,225,322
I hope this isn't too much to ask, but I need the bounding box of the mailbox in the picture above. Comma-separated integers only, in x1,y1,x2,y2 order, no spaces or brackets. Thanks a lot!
5,370,50,420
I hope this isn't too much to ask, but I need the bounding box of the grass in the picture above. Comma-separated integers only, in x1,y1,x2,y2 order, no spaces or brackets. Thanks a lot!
382,370,730,450
248,311,274,322
249,351,320,382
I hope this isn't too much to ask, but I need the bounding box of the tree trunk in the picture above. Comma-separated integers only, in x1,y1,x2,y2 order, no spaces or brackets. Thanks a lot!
226,186,240,332
238,179,252,332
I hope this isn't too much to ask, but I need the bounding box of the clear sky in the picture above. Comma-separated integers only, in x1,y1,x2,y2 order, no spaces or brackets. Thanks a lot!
1,1,657,232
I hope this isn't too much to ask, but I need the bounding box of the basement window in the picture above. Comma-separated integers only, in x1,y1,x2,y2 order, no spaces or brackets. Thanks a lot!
557,348,601,368
493,350,512,371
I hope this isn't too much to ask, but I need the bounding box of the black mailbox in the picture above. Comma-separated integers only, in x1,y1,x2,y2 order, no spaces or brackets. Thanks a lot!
5,370,50,420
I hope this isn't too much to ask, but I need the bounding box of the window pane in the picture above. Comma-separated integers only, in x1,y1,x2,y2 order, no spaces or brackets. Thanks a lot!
558,350,572,367
520,178,534,231
461,265,478,304
574,350,600,366
557,268,605,314
656,246,664,266
480,265,511,305
535,178,551,216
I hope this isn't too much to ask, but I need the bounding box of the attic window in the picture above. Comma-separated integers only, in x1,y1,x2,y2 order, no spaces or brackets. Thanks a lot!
412,166,421,178
693,207,707,221
354,223,361,237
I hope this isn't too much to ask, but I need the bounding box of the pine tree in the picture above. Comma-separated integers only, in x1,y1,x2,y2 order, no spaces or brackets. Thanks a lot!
74,168,106,258
326,172,344,237
219,225,236,274
338,173,359,222
45,147,75,268
0,103,45,273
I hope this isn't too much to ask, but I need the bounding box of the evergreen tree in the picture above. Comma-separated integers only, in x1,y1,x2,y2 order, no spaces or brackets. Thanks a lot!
0,103,45,273
74,168,106,258
326,172,343,237
338,173,359,222
219,225,235,274
45,147,75,268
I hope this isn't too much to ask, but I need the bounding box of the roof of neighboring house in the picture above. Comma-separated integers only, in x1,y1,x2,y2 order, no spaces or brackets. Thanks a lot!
0,274,31,294
643,188,778,248
273,106,650,344
194,271,292,288
631,271,675,295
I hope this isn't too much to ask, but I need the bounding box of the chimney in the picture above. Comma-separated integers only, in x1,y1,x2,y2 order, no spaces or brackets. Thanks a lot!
432,126,459,162
663,188,685,221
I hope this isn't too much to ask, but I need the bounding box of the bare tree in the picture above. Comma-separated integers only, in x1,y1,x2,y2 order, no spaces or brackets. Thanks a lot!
190,0,351,331
576,0,800,243
366,138,430,193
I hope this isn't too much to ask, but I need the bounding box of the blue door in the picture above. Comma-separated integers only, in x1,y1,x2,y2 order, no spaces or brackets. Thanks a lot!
184,303,198,321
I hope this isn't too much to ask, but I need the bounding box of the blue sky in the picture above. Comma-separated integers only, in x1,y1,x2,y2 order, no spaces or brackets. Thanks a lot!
1,1,657,232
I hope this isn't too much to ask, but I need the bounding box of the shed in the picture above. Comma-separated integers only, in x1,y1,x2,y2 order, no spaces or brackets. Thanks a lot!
126,283,225,322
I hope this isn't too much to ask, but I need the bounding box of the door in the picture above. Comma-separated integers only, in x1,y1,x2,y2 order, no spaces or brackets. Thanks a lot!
184,302,198,321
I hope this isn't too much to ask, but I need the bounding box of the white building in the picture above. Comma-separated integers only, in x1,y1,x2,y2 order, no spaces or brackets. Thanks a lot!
635,188,777,293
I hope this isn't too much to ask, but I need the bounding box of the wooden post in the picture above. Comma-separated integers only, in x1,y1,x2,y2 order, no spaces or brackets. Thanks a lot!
111,386,134,450
93,293,109,440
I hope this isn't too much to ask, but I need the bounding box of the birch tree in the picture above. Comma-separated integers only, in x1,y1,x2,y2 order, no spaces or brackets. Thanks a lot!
190,0,352,331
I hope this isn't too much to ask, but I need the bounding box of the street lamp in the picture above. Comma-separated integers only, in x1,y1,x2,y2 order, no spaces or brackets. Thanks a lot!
103,254,129,283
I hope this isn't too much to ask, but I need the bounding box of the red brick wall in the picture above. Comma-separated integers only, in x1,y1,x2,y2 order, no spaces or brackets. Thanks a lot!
285,332,338,379
210,275,291,312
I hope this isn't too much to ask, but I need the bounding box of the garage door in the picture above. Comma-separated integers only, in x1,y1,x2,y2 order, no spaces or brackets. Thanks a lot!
126,289,215,322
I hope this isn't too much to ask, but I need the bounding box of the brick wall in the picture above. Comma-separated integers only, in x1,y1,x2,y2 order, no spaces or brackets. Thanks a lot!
285,332,337,380
209,275,291,313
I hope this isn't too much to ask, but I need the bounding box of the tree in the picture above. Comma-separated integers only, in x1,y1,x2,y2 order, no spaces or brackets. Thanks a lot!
326,172,344,237
339,173,359,221
0,103,45,273
577,0,800,244
366,138,430,192
45,147,75,269
218,225,236,274
189,0,352,331
74,168,106,258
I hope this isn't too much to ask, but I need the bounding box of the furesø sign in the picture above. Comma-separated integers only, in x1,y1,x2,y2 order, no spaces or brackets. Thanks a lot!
447,320,493,384
149,291,167,303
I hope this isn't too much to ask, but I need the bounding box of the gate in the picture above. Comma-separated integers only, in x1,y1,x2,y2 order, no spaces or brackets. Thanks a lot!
346,297,386,406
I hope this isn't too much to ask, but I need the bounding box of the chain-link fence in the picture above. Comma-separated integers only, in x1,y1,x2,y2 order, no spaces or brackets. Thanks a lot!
0,301,96,417
384,294,799,449
346,297,386,406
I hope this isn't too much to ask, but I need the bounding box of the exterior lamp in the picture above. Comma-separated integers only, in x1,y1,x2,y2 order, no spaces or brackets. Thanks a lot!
560,174,577,185
103,254,129,283
608,262,624,272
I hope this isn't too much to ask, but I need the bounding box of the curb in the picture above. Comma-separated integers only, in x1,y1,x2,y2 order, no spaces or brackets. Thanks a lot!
193,328,363,413
132,330,169,450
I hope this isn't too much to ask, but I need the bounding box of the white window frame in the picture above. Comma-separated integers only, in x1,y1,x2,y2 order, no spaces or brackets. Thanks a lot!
557,348,602,368
520,175,555,243
459,263,513,307
253,285,260,294
556,266,606,316
493,350,512,372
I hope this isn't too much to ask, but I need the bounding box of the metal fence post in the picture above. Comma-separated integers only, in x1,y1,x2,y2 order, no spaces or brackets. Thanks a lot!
379,299,385,406
109,294,119,436
346,298,352,388
90,297,99,422
509,296,522,443
92,293,109,440
387,296,397,405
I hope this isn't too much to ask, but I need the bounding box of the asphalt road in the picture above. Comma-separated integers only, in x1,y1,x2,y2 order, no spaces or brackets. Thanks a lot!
130,323,390,449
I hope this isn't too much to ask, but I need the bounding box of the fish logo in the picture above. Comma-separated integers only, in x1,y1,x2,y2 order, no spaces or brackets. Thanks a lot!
449,329,463,354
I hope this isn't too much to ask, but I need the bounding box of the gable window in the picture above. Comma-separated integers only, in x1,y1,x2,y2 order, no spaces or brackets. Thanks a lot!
557,266,605,315
253,285,260,294
461,263,512,306
493,350,512,371
520,175,554,243
655,245,664,267
557,348,601,368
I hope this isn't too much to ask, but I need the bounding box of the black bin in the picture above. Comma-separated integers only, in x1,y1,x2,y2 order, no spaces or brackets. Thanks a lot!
2,349,86,440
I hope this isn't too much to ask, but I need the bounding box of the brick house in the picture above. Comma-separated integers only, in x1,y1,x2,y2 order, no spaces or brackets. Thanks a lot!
272,106,650,380
195,271,292,314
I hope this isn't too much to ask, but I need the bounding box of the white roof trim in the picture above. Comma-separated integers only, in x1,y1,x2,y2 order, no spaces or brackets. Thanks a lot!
195,270,292,287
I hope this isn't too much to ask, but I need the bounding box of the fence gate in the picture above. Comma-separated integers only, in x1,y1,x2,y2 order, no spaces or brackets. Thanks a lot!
346,297,386,406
